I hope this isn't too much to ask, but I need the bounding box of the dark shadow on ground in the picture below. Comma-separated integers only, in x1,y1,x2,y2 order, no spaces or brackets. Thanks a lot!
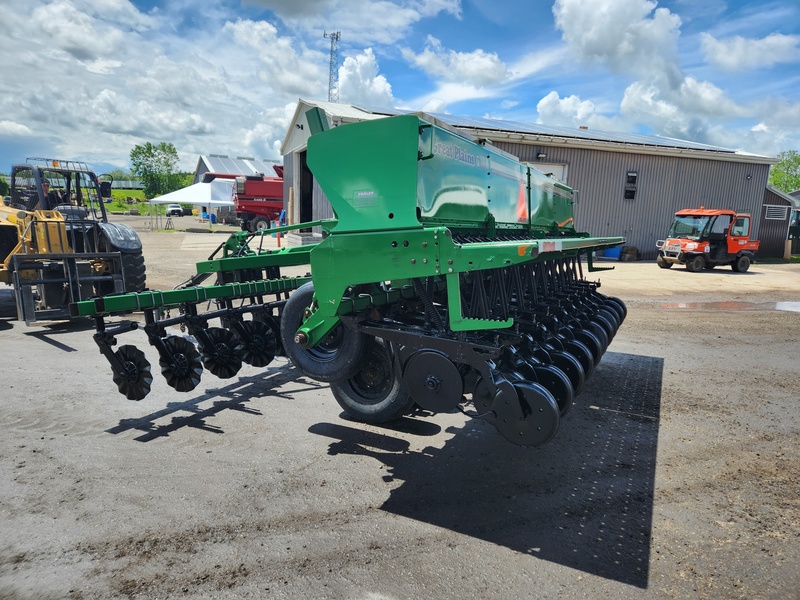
310,350,663,589
23,318,97,351
107,363,326,442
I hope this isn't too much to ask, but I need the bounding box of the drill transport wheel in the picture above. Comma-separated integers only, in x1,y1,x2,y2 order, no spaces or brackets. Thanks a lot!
281,282,368,383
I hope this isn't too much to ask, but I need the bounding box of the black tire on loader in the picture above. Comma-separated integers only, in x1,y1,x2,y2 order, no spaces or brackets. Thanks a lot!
656,255,672,269
121,250,147,292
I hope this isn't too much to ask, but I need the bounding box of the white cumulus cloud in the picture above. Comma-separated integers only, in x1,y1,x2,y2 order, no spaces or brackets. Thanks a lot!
700,32,800,71
0,121,34,137
245,0,461,45
224,19,326,98
553,0,682,85
402,35,508,87
338,49,394,108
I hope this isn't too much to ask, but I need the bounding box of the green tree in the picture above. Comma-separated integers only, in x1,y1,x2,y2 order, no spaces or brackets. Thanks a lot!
129,142,183,198
0,174,9,197
106,168,137,182
768,150,800,193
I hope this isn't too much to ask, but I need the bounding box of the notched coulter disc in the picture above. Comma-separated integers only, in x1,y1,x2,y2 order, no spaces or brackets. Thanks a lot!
159,335,203,392
113,344,153,400
200,327,244,379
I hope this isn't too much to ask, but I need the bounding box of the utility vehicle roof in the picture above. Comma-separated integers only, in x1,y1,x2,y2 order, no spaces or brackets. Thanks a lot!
675,207,749,217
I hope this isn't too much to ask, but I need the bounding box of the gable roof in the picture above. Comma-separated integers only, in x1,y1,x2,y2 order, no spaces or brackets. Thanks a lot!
774,187,800,208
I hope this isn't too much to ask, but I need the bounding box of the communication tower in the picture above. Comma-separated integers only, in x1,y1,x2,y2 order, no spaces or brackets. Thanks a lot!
324,31,341,103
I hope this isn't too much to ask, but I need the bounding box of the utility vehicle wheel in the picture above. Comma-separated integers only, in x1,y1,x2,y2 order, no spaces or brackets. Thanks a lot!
685,254,705,272
656,255,672,269
732,254,751,273
97,233,147,294
330,340,413,424
280,282,368,382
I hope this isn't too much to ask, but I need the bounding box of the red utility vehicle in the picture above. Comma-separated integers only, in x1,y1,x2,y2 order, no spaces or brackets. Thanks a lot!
656,207,760,272
202,165,284,232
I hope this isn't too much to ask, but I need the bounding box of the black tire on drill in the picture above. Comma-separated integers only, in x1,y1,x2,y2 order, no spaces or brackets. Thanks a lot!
280,282,369,382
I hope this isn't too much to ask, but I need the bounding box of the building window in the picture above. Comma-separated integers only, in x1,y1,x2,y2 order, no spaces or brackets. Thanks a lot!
624,171,638,200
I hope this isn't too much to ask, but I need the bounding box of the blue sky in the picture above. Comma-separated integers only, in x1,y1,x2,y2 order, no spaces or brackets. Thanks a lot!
1,0,798,174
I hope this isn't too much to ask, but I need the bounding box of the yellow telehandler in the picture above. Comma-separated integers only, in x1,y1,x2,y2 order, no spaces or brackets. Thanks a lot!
1,158,146,323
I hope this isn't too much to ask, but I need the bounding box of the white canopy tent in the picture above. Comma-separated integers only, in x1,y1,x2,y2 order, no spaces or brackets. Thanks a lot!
148,180,235,228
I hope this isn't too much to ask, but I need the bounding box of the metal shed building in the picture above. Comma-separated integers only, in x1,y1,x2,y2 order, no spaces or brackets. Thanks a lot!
280,100,782,258
760,187,799,258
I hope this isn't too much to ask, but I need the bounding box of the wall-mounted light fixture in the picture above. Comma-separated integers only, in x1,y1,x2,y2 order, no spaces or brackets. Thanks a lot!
536,152,547,159
745,174,752,180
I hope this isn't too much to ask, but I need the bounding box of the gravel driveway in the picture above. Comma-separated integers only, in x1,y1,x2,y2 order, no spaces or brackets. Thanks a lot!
1,220,798,599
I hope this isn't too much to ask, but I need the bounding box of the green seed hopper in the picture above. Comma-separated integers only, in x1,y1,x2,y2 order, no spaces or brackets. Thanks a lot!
72,113,625,446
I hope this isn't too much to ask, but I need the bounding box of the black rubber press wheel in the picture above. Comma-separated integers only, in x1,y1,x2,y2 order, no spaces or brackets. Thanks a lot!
330,340,413,424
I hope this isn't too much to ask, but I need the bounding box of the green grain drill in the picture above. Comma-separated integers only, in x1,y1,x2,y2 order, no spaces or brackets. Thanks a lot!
72,114,626,446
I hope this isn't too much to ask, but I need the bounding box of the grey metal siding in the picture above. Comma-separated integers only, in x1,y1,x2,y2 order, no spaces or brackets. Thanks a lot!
311,180,334,235
281,153,293,219
312,179,334,221
497,142,769,259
